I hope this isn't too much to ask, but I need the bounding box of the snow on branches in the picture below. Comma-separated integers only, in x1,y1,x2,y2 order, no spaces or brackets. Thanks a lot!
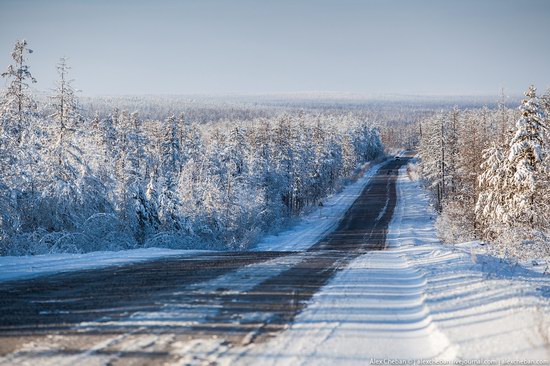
504,86,548,227
0,41,385,255
420,85,550,261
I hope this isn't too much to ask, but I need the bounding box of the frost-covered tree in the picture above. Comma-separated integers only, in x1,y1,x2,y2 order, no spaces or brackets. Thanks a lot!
0,40,38,191
0,40,37,146
420,106,506,240
455,109,492,234
273,115,296,215
341,130,357,178
161,115,182,179
158,115,183,230
475,142,509,238
419,113,447,210
246,119,281,226
445,107,460,194
0,40,42,237
114,110,157,244
47,58,83,177
50,58,81,134
504,86,548,228
541,89,550,116
36,58,94,232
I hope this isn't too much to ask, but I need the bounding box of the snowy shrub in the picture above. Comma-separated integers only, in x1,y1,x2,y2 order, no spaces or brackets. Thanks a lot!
81,213,136,251
435,200,476,244
81,213,124,241
488,227,550,263
3,229,52,256
144,232,195,250
38,231,66,254
49,233,88,254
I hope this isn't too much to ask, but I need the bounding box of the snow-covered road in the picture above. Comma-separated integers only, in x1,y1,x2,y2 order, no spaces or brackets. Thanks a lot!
221,165,550,365
0,157,405,365
1,159,549,366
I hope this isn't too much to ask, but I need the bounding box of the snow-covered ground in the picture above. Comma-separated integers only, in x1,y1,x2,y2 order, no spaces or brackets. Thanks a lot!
0,159,389,283
219,165,550,365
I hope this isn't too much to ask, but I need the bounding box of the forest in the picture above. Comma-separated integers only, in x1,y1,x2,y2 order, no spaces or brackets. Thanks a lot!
419,87,550,261
2,39,549,263
0,40,388,255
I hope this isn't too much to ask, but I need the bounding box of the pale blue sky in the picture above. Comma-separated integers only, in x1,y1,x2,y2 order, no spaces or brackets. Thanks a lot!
0,0,549,96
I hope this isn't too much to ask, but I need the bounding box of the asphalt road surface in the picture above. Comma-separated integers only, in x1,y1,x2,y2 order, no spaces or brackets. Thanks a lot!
0,157,409,365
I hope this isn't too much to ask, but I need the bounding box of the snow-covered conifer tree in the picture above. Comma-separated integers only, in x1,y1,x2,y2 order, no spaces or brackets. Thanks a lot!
419,114,446,210
505,85,548,228
47,58,83,176
475,142,508,238
114,111,156,244
0,40,37,146
35,58,94,232
0,40,42,236
158,115,183,230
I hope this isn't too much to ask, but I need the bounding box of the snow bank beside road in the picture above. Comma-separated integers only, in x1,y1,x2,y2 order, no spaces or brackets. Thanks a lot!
386,166,550,361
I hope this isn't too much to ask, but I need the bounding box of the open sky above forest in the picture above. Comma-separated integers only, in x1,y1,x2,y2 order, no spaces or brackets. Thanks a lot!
1,0,549,96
